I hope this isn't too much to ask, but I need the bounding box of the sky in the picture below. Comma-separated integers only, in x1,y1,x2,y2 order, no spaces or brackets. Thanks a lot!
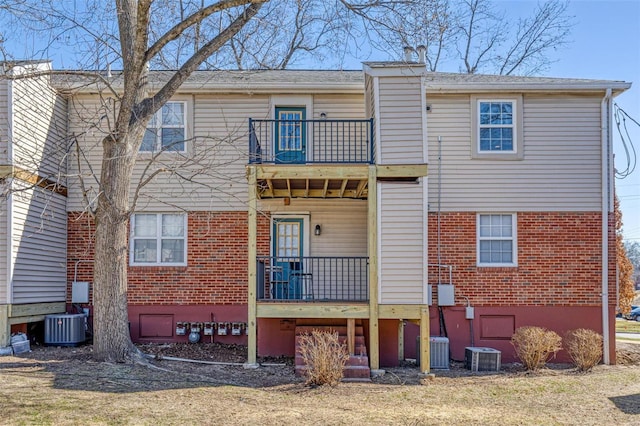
2,0,639,240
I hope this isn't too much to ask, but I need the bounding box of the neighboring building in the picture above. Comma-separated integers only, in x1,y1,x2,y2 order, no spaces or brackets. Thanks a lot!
0,59,630,373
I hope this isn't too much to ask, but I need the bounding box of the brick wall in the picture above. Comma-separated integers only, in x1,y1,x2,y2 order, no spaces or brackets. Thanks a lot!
427,211,614,307
67,211,270,305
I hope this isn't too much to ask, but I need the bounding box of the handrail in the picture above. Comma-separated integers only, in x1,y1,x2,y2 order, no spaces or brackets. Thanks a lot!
249,118,374,164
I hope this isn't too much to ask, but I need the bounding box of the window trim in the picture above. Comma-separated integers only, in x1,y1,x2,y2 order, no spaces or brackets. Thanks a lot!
476,213,518,267
130,213,188,266
470,95,524,160
140,101,188,153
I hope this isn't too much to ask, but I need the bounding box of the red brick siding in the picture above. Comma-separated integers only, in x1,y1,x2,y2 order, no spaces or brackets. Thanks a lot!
427,212,614,307
67,211,270,305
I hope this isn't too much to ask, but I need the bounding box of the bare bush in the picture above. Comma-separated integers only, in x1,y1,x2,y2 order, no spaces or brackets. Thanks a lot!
511,326,562,371
565,329,602,372
297,329,350,386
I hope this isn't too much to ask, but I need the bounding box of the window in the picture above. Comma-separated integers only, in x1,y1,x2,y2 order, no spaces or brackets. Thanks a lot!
131,213,187,266
471,96,523,160
479,101,513,151
477,214,517,267
141,102,186,152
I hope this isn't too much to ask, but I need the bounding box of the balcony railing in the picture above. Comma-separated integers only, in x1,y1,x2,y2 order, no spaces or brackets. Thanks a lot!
249,118,374,164
257,256,369,302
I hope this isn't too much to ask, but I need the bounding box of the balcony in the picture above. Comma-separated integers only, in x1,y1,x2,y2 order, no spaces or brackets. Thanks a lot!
257,256,369,302
249,118,374,165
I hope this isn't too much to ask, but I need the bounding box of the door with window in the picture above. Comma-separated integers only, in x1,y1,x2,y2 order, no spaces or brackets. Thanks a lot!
275,107,306,163
272,218,304,299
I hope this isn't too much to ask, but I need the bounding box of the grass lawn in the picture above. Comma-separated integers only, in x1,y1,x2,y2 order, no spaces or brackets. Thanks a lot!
616,318,640,334
1,345,640,425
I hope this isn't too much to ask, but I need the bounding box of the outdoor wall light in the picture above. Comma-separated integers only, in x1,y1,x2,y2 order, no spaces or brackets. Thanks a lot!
320,112,327,119
315,224,321,236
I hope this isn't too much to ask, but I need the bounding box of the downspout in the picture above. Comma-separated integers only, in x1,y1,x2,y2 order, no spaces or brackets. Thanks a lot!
601,88,612,365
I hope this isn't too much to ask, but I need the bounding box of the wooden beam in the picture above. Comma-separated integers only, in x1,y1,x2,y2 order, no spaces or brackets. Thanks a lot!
304,179,309,198
247,167,258,366
347,318,356,355
376,164,428,179
322,179,328,198
0,165,68,197
9,302,66,318
355,179,368,198
256,303,369,319
368,165,380,371
339,179,348,198
286,179,292,198
378,304,422,319
419,307,430,374
256,164,369,180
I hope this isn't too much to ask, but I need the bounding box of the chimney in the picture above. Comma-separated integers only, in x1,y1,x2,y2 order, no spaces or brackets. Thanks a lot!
416,45,426,64
403,46,414,62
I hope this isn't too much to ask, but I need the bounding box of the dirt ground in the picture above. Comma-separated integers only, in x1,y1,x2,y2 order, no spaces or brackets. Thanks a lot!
1,341,640,424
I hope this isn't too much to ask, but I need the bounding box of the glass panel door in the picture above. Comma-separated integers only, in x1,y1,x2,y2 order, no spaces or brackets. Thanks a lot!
272,218,304,299
275,107,306,163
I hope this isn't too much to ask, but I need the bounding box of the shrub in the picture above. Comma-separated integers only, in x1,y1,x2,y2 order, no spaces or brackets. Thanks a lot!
297,329,350,386
565,328,603,371
511,326,562,371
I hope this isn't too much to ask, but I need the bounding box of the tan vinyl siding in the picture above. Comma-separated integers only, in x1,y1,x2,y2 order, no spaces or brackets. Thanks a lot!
11,182,67,303
67,93,370,212
427,94,603,211
0,79,8,161
0,200,8,303
260,198,368,299
378,76,424,164
379,182,425,304
11,76,67,181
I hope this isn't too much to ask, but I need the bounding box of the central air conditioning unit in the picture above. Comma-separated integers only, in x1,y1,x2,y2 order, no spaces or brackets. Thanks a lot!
45,314,86,346
465,347,501,372
416,336,450,370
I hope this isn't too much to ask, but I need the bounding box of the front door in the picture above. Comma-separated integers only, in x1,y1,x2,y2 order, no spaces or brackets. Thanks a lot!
275,107,306,164
272,218,304,299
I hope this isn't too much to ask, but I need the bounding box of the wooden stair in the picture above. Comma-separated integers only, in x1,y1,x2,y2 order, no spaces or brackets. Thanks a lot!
294,323,370,380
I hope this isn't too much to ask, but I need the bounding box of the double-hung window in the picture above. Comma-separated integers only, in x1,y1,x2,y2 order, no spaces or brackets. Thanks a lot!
141,101,186,152
471,96,523,159
131,213,187,266
477,214,517,267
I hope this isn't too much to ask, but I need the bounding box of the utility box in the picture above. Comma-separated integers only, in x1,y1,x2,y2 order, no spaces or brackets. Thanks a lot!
416,336,450,370
465,347,501,372
71,281,90,303
437,284,455,306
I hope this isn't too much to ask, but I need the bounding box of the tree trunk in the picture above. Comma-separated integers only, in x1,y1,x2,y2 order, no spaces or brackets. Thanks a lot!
92,132,142,362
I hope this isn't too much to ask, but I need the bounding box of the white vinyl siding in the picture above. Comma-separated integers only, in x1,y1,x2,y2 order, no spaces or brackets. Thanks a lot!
427,94,603,211
377,76,425,164
0,79,8,160
0,200,8,303
379,182,426,304
10,182,67,303
11,75,68,182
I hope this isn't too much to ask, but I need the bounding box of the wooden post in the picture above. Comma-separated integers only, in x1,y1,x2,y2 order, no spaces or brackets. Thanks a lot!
246,167,258,366
368,165,380,371
398,319,405,362
0,305,10,346
347,318,355,355
420,306,430,374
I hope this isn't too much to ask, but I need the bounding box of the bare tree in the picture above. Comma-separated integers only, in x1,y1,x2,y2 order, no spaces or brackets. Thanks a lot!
369,0,573,75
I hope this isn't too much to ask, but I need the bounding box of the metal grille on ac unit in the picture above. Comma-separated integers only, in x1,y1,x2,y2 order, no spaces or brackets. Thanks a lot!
45,314,86,346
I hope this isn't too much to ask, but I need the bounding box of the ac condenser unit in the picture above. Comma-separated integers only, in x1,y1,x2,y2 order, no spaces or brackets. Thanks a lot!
416,336,450,370
45,314,86,346
465,347,501,372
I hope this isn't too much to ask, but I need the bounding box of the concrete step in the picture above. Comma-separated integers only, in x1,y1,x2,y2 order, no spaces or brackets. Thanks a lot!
294,353,369,366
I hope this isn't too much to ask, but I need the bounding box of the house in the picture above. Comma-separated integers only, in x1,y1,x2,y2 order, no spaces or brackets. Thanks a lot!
0,58,630,374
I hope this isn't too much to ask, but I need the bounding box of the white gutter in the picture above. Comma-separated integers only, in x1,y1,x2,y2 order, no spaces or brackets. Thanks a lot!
601,88,612,364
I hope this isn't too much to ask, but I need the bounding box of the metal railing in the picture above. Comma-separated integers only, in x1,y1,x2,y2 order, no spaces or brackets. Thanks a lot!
256,256,369,302
249,118,374,164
